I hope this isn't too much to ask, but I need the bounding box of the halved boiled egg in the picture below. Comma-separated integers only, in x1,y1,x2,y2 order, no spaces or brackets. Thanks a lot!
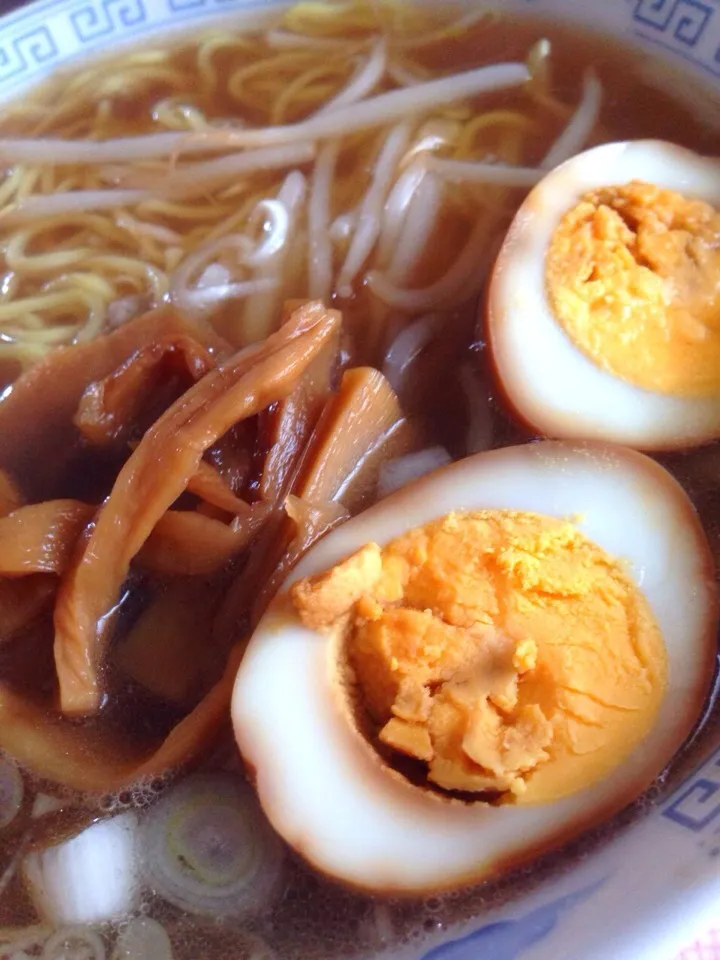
232,441,717,894
487,141,720,451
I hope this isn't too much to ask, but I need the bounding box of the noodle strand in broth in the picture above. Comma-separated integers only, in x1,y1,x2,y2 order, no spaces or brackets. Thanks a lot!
0,2,580,370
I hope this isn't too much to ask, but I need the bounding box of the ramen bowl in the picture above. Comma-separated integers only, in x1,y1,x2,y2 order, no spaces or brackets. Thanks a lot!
0,1,718,960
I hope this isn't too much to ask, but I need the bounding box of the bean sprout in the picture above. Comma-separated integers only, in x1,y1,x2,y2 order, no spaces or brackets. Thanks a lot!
368,207,501,312
383,312,444,395
317,40,388,115
337,121,412,297
541,71,602,169
242,170,307,342
307,141,339,302
109,143,316,197
245,199,291,267
170,234,252,314
426,157,543,187
386,170,443,285
0,63,529,169
375,160,427,269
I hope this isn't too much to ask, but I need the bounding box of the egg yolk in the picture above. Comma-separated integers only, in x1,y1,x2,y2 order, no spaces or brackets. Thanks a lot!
291,511,668,804
546,180,720,398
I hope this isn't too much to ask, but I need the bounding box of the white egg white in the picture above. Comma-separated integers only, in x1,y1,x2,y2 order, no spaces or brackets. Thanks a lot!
231,441,717,895
487,140,720,451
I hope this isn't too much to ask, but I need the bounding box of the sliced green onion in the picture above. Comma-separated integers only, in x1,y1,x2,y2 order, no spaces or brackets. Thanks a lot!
23,814,139,924
40,925,106,960
112,918,173,960
141,774,285,918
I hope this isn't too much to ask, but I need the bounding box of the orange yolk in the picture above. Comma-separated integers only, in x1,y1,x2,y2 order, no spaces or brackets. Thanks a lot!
291,511,668,805
546,180,720,398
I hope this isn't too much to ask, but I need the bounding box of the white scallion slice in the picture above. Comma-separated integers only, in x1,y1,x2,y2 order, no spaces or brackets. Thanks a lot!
112,918,173,960
141,774,285,918
40,925,107,960
23,814,139,925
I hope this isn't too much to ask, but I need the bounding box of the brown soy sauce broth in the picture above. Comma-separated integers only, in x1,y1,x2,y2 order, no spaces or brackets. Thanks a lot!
0,4,719,958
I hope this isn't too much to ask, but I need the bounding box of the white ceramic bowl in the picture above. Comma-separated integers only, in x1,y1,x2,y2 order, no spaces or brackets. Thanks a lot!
0,1,718,959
